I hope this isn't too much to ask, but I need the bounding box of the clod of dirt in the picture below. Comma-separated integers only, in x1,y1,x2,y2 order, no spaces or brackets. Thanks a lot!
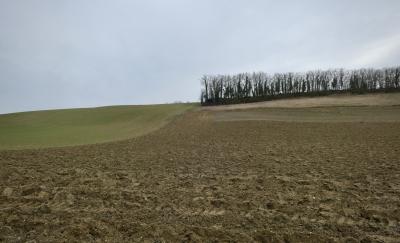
74,168,86,175
37,191,50,200
266,201,275,209
21,184,41,196
2,187,13,197
66,193,75,206
25,240,37,243
210,198,225,208
35,204,51,214
6,214,20,225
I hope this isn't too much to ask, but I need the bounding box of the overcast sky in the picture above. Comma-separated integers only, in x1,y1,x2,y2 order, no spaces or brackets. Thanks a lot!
1,0,399,114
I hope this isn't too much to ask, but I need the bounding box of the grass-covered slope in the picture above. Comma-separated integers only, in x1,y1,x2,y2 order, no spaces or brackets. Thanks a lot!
0,103,195,150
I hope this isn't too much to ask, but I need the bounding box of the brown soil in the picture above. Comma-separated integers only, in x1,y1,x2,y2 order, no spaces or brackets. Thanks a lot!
1,108,400,242
215,106,400,123
202,93,400,111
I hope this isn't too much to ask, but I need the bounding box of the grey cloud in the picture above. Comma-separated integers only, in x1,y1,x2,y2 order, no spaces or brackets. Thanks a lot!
1,0,399,113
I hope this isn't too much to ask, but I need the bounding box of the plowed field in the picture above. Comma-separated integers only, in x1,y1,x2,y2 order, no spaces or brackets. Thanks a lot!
1,105,400,242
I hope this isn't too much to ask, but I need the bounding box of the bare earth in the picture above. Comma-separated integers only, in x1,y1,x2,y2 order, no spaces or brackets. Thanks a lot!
202,93,400,111
214,106,400,123
1,97,400,242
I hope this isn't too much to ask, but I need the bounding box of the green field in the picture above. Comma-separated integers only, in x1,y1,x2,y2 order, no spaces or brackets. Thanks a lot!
0,103,195,150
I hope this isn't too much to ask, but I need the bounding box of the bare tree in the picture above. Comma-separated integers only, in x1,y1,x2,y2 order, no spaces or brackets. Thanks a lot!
200,66,400,105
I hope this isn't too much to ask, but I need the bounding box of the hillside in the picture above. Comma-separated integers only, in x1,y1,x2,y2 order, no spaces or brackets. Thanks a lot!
202,92,400,111
0,103,194,150
1,99,399,241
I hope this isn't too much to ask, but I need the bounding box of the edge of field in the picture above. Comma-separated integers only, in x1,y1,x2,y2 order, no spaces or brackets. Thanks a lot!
0,103,197,150
200,93,400,111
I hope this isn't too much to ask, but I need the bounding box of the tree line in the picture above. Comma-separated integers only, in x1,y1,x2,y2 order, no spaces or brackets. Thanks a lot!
200,66,400,105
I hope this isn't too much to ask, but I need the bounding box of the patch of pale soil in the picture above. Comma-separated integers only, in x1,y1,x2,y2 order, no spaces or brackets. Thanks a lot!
214,106,400,122
201,93,400,111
